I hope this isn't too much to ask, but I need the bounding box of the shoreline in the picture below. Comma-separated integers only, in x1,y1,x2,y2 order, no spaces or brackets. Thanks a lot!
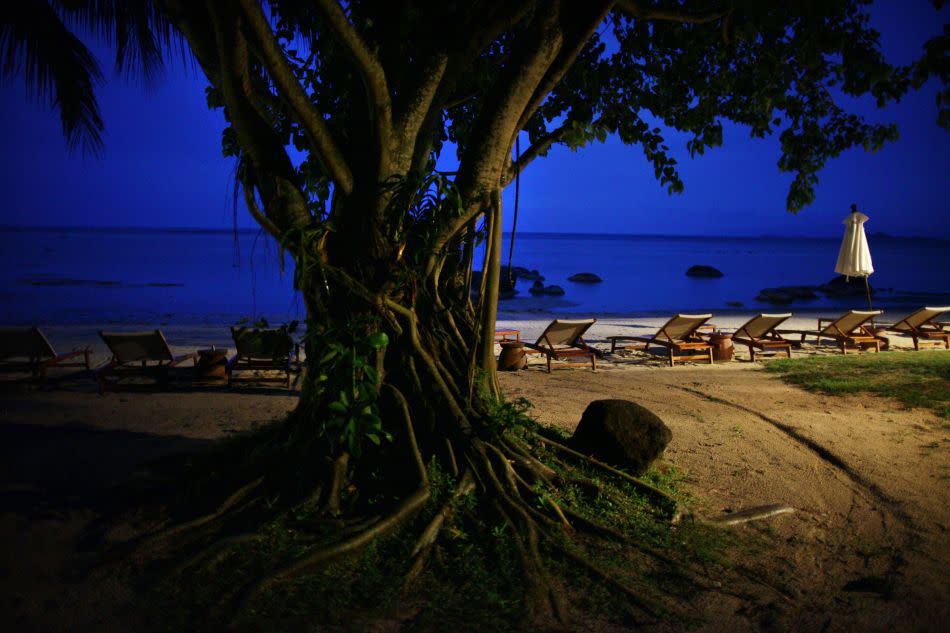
17,308,931,372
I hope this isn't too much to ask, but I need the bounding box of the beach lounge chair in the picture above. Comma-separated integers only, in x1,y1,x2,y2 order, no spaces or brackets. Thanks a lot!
731,313,795,361
523,318,599,372
882,306,950,350
778,310,884,354
0,327,91,384
97,330,197,393
227,325,299,388
607,314,714,367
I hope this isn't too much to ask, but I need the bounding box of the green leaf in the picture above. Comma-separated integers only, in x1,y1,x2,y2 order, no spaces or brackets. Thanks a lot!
367,332,389,349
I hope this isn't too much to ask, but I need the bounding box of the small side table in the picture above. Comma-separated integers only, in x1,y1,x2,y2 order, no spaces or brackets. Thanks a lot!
495,329,521,342
708,332,734,361
195,347,228,380
497,341,527,371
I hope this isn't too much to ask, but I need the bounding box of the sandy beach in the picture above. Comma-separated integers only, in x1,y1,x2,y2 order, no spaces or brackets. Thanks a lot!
1,313,948,632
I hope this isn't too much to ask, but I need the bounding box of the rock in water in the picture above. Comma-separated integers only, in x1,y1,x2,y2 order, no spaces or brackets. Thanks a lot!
686,265,724,278
818,275,873,298
755,285,818,304
569,400,672,475
568,272,603,283
529,280,566,296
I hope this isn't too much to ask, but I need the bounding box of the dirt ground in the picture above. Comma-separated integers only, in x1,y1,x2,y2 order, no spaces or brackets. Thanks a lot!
500,363,950,633
1,360,948,632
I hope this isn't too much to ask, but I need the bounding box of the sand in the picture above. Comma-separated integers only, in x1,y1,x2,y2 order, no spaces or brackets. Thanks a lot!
1,315,948,632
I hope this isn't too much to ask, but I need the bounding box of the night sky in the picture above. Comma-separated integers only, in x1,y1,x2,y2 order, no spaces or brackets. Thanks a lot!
1,2,947,238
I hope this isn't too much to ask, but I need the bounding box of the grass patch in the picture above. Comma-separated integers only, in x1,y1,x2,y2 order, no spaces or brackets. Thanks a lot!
765,352,950,418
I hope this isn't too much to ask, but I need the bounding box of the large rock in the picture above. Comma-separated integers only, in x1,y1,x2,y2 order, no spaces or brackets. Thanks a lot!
570,400,672,475
511,266,544,281
568,272,603,283
818,275,874,298
529,280,565,296
755,285,818,304
686,265,724,278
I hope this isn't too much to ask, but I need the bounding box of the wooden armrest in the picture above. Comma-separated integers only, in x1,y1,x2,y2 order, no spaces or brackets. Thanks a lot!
170,352,198,367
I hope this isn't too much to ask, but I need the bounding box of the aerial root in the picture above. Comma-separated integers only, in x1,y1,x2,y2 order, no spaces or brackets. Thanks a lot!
321,453,350,516
384,384,428,485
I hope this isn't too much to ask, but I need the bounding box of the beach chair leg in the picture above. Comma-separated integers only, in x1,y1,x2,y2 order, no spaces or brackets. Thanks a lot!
707,348,714,364
668,349,674,367
546,354,551,373
785,346,792,358
748,346,755,362
590,353,596,372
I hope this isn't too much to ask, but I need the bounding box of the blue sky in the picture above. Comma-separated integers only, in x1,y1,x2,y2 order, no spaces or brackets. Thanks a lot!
0,1,947,238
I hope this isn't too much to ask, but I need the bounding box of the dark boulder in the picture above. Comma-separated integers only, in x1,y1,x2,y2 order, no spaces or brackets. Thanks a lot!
512,266,544,281
818,275,873,298
568,272,603,283
755,285,818,304
529,280,565,296
686,265,724,278
570,400,672,475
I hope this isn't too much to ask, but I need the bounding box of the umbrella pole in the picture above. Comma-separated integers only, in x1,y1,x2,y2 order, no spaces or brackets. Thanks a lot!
864,276,872,310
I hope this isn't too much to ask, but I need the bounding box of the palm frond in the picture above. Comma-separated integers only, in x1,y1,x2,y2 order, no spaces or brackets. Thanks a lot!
53,0,181,85
0,1,104,155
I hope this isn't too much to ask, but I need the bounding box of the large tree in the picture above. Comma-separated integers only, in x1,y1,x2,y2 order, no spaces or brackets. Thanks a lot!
4,0,948,626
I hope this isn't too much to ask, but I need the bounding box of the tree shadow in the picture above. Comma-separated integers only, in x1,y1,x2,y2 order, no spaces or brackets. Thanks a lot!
0,422,211,520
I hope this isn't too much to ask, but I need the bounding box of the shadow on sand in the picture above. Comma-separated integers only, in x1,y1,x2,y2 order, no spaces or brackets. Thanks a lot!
0,422,212,518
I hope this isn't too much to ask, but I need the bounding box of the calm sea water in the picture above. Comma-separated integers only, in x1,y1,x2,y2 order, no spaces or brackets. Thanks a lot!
2,228,949,326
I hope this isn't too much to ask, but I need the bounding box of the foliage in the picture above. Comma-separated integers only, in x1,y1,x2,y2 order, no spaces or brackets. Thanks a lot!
766,352,950,419
300,318,392,456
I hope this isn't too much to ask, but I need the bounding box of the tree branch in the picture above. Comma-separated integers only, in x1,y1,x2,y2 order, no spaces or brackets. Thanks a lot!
514,1,614,134
312,0,393,161
614,0,729,25
203,1,310,233
237,0,354,194
503,121,573,185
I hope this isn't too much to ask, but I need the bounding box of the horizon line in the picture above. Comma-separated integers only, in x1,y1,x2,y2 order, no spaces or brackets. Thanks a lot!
0,224,945,242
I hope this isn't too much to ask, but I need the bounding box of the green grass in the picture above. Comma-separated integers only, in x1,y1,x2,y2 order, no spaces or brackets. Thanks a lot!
765,352,950,419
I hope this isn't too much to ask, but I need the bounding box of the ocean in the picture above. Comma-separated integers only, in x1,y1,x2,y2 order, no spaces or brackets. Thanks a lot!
2,228,949,327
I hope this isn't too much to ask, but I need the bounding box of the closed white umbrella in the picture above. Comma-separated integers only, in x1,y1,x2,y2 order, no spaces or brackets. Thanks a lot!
834,204,874,309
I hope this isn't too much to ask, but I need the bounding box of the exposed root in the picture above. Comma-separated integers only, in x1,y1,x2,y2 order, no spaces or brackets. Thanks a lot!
534,433,678,513
136,476,264,555
172,532,260,577
553,541,663,619
234,487,431,618
405,469,475,584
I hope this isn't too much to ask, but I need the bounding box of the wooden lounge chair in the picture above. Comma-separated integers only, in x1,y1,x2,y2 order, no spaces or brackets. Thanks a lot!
523,318,599,372
731,313,795,361
778,310,884,354
0,327,90,384
882,306,950,350
97,330,197,394
608,314,714,367
227,325,299,388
